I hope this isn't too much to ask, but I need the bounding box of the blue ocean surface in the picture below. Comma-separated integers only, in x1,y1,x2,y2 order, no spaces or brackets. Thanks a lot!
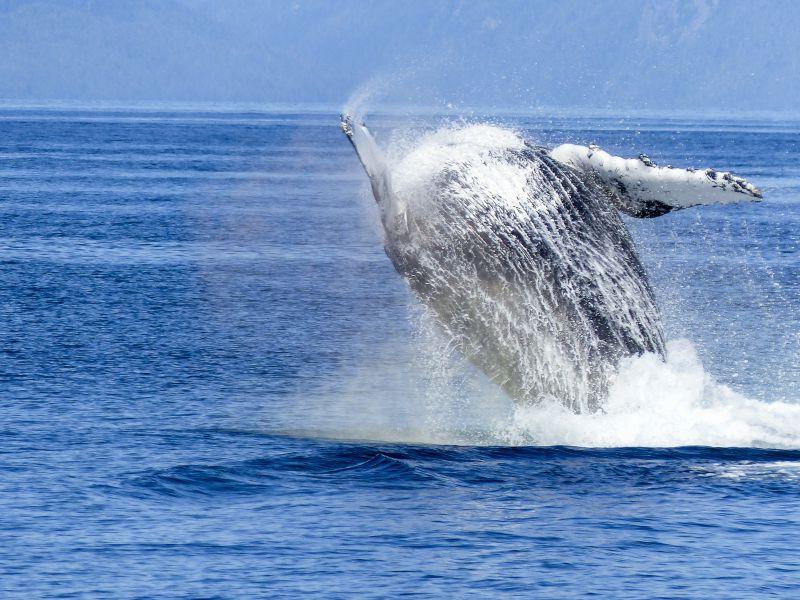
1,105,799,597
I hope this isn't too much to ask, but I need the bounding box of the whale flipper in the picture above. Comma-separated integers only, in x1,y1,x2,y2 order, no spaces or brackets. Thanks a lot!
340,114,406,230
550,144,762,218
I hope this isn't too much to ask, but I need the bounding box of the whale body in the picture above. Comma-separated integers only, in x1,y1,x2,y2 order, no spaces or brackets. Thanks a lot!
341,115,761,412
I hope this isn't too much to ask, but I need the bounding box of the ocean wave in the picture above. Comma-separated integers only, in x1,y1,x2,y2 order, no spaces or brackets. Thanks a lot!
124,440,800,501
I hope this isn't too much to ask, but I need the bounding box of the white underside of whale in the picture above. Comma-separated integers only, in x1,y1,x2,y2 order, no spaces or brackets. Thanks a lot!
550,143,762,210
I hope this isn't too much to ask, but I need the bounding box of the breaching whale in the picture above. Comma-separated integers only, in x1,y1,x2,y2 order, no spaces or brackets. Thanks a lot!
340,114,761,412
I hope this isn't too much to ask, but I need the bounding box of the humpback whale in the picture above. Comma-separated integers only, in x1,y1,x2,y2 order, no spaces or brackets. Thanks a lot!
341,115,761,412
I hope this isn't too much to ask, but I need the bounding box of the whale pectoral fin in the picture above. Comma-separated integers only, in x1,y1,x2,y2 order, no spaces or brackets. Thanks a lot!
340,114,396,218
550,144,762,218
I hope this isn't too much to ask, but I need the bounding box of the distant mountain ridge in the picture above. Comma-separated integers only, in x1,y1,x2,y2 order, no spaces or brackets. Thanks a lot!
0,0,797,111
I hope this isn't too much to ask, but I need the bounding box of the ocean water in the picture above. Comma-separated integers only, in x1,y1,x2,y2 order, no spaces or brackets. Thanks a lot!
1,105,799,597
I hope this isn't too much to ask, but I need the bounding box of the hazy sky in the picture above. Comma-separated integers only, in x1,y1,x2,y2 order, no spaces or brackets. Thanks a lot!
1,0,798,112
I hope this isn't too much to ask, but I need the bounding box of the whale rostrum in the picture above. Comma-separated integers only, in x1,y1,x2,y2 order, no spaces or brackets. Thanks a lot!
340,114,761,412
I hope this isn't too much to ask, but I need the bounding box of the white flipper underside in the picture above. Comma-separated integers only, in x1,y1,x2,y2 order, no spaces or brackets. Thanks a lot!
550,143,762,217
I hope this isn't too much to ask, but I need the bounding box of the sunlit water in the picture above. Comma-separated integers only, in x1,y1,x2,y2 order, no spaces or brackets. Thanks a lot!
1,106,798,597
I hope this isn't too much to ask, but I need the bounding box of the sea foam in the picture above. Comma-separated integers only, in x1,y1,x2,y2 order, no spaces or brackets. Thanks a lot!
494,339,800,448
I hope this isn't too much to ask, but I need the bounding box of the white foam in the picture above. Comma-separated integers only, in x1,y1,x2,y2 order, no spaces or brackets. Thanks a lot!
271,333,800,449
691,461,800,481
494,339,800,448
392,123,525,195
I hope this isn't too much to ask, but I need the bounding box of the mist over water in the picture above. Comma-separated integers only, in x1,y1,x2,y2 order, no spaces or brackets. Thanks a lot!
283,328,800,449
3,1,800,114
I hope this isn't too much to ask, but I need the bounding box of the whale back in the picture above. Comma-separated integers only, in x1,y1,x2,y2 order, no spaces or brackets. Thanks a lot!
385,126,665,412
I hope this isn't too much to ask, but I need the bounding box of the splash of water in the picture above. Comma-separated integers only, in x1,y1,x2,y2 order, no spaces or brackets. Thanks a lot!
342,78,387,123
495,339,800,448
274,332,800,448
